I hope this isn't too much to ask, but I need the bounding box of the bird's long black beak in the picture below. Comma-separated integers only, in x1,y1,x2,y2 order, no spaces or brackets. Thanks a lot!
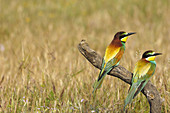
123,32,136,37
154,53,162,56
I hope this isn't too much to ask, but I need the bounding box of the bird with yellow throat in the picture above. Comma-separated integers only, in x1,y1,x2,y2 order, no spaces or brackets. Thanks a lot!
123,50,162,111
92,31,136,93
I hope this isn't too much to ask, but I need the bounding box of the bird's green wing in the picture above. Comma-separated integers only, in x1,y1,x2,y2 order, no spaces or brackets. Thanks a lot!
133,78,150,98
92,46,123,94
133,63,156,98
92,58,116,93
92,52,121,94
98,56,119,81
124,60,151,110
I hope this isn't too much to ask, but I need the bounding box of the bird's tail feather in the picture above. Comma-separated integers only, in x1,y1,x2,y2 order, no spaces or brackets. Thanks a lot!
133,79,149,98
92,71,107,94
123,82,140,111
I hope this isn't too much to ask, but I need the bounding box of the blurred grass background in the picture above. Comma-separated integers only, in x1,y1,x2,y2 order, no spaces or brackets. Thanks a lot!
0,0,170,112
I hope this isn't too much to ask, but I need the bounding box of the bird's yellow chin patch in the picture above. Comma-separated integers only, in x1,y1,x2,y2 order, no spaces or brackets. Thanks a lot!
121,36,128,42
146,56,156,61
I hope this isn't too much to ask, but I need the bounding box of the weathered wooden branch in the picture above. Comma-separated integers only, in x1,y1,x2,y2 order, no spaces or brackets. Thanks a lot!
78,40,162,113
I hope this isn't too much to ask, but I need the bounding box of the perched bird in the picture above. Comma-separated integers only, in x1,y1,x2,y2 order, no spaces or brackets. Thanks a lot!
92,31,136,94
124,50,162,111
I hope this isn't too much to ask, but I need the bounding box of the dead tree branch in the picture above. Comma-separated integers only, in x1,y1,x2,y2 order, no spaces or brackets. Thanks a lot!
78,40,162,113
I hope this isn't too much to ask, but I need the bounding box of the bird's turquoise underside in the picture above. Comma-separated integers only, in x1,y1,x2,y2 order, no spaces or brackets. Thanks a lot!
121,42,126,49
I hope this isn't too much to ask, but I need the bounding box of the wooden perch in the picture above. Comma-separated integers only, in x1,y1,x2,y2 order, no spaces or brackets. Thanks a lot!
78,40,162,113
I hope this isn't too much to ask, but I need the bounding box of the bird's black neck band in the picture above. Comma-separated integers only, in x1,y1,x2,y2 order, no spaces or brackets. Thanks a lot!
121,41,126,44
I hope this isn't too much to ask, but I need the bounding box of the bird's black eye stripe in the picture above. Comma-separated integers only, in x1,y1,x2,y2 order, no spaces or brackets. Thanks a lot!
119,35,125,39
120,34,129,39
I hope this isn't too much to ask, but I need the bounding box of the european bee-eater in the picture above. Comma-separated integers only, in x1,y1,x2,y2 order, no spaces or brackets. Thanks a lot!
124,50,162,110
92,31,136,94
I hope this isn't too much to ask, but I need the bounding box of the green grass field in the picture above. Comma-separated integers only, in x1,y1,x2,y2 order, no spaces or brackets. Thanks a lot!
0,0,170,112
